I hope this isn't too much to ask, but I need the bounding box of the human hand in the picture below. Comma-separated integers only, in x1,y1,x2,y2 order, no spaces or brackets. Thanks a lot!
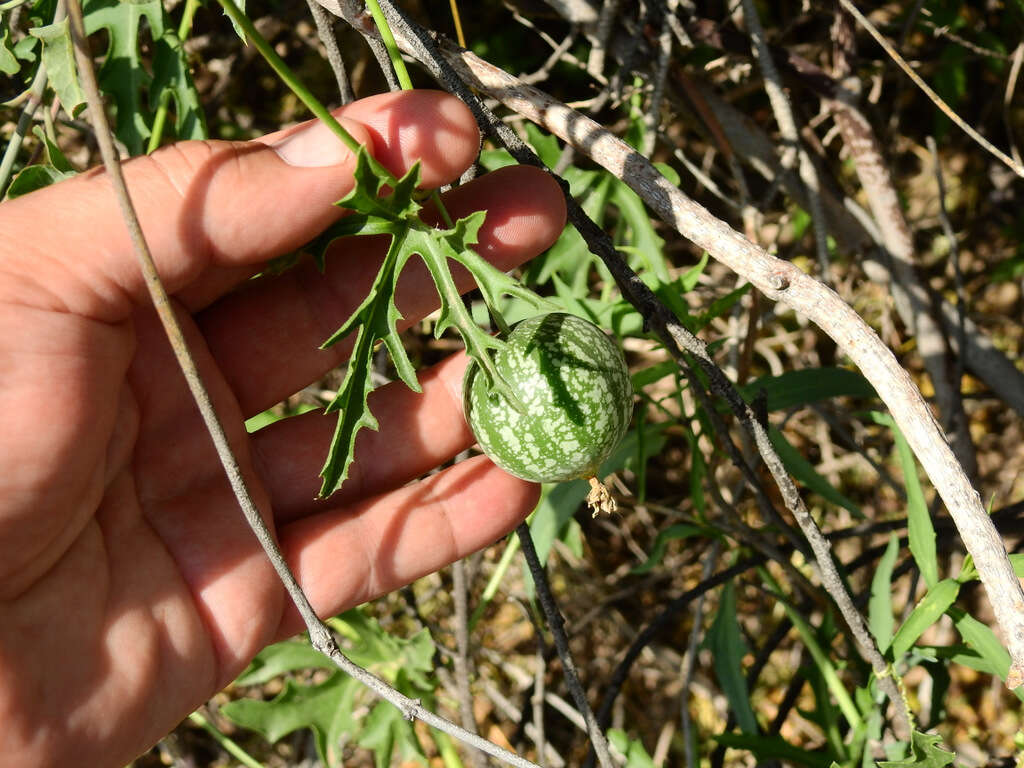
0,90,565,767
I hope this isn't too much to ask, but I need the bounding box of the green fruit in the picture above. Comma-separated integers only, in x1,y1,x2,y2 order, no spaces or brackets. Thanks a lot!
463,312,633,484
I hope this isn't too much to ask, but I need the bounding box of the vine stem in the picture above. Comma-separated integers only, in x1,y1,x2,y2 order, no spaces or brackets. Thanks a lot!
365,0,413,89
216,0,364,156
66,2,543,765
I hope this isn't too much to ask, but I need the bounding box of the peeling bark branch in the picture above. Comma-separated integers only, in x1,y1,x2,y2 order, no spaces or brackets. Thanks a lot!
831,8,976,478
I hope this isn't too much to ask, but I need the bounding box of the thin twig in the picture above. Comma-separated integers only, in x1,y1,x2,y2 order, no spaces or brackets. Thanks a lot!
641,0,676,158
516,522,616,768
1003,43,1024,169
927,135,968,455
307,0,355,104
739,0,831,283
68,2,543,764
451,558,487,768
837,0,1024,178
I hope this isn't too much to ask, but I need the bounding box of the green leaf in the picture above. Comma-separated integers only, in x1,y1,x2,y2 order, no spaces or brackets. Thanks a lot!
714,733,835,768
768,426,862,517
523,122,562,168
868,534,900,652
872,412,937,587
359,700,428,768
705,581,758,735
318,234,414,496
631,359,678,390
740,368,877,412
6,164,75,198
891,579,960,658
609,181,671,283
607,729,657,768
762,570,864,730
631,524,713,574
33,125,74,172
947,606,1024,700
28,19,85,116
80,0,203,154
877,730,955,768
679,252,709,291
0,20,20,76
221,0,248,41
225,608,438,767
222,671,360,767
149,27,207,142
235,640,333,685
6,126,78,200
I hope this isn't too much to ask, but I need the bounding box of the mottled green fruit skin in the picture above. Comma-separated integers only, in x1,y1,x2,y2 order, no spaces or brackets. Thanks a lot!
463,312,633,483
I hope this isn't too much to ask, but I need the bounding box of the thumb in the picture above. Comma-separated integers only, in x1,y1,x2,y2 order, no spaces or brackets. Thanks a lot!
0,90,480,322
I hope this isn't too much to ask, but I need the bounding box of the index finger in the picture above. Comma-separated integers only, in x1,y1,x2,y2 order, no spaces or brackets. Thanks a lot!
0,90,480,323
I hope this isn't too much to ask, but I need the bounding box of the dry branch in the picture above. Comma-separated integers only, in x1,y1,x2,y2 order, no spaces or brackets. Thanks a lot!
831,9,976,478
694,81,1024,420
425,37,1024,688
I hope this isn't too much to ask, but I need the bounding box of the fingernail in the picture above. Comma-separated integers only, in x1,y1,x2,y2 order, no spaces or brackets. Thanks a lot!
271,119,355,167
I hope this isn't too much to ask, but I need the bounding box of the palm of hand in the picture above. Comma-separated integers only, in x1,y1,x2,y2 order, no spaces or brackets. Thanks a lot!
0,91,563,767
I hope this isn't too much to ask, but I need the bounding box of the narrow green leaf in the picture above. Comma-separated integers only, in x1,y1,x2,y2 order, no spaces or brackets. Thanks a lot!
714,733,834,768
868,534,900,652
891,579,960,658
609,181,671,283
705,582,758,735
740,368,877,412
948,606,1024,700
762,570,864,729
768,426,862,517
872,412,938,587
631,359,678,390
679,252,709,291
631,524,711,574
319,323,381,495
